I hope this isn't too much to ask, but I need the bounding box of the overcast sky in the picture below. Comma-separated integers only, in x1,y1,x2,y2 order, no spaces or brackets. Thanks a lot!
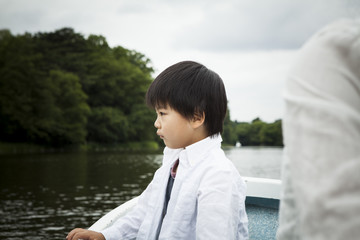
1,0,359,122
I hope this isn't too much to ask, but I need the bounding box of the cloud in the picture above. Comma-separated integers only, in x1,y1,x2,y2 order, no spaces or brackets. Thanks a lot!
173,0,359,51
1,0,358,51
215,50,296,122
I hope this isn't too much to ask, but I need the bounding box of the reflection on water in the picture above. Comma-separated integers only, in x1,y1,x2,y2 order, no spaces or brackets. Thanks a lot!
224,146,283,180
0,152,163,239
0,147,282,239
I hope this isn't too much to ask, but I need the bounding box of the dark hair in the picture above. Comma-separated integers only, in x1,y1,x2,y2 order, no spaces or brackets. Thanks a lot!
146,61,227,137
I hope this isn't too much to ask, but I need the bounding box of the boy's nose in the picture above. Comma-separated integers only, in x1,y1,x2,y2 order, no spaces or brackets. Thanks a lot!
154,118,161,129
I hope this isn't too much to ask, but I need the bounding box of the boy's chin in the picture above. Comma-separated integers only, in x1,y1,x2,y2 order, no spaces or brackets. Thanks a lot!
164,142,179,149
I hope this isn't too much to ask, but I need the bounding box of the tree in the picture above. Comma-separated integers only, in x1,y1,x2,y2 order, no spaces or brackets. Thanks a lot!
222,109,238,145
87,107,129,143
246,118,263,145
2,27,233,148
0,31,48,142
260,119,283,146
233,118,283,146
47,70,90,145
34,28,91,76
236,122,251,146
127,104,157,142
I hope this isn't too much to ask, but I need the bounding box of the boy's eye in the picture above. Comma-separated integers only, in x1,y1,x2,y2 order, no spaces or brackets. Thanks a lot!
159,112,165,116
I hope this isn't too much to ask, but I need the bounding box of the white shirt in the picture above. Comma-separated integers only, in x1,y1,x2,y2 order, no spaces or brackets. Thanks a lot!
101,135,248,240
277,18,360,240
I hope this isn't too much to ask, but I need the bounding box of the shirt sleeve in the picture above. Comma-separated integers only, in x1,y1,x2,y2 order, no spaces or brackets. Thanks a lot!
196,167,248,240
100,177,155,240
278,18,360,240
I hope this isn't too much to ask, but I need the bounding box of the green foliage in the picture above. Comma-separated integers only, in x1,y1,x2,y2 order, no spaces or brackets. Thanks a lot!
87,107,128,143
0,28,155,146
0,32,52,143
127,104,157,142
223,117,283,146
47,70,90,145
260,119,283,146
222,109,238,145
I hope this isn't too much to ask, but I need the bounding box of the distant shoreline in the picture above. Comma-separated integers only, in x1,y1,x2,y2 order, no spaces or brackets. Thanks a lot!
0,141,283,155
0,141,161,155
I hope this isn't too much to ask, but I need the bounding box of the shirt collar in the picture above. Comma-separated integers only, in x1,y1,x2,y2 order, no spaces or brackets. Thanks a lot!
163,134,223,167
162,147,182,165
184,134,222,167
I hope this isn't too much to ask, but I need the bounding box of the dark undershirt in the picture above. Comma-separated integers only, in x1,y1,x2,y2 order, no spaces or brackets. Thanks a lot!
155,159,179,239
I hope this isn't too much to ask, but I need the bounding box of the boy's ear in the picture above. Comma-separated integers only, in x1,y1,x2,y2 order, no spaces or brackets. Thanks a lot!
191,111,205,129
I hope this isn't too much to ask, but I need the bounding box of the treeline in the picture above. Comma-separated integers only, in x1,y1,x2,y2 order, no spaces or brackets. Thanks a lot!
0,28,155,147
224,117,283,146
0,28,283,148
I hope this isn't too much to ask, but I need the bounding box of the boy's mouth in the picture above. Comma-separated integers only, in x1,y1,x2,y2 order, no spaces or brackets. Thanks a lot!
157,132,164,139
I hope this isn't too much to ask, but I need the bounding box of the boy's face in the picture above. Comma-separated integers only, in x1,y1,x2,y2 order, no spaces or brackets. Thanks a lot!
154,105,200,149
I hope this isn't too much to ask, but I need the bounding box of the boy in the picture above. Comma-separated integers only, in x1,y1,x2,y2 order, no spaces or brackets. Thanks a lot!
67,61,248,240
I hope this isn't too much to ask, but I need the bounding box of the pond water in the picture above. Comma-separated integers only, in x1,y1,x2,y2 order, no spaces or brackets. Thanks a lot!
0,146,282,239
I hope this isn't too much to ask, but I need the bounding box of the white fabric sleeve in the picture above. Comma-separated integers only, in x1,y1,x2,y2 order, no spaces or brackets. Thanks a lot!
100,179,155,240
278,18,360,240
196,169,248,240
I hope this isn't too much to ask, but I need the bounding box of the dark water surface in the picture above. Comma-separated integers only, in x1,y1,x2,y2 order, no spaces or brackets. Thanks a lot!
0,147,282,239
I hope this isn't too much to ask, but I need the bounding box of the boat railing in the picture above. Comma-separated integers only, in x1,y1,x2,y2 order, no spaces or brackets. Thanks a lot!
89,176,282,232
